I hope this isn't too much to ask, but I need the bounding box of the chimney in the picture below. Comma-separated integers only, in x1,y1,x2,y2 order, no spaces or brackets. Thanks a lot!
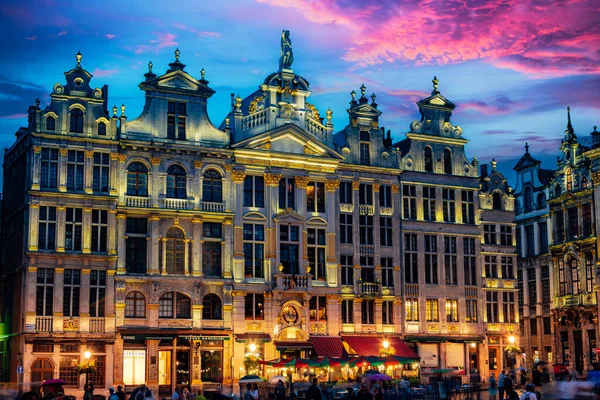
480,164,488,178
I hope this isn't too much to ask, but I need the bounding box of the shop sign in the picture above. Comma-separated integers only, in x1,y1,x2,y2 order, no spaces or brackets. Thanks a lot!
180,336,230,341
25,324,36,332
122,334,229,341
122,334,176,341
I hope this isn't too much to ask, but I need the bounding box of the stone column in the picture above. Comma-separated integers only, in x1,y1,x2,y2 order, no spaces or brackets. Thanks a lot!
84,150,94,194
232,170,246,282
375,298,383,332
325,179,339,286
146,339,159,393
105,270,116,332
58,148,67,192
108,210,117,256
192,219,202,277
82,208,92,254
118,154,127,205
224,164,233,212
223,221,233,278
264,173,282,280
149,216,160,275
110,153,119,196
161,239,167,275
113,334,124,386
184,239,191,276
29,204,40,251
191,341,202,391
295,176,309,274
194,160,203,210
80,268,91,332
116,214,126,274
353,298,363,332
53,266,64,332
151,157,161,208
56,206,66,253
31,146,42,190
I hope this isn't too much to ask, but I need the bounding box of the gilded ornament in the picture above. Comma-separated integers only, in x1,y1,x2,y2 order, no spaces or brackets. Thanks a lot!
224,164,233,172
592,171,600,185
33,146,42,154
306,102,321,121
264,173,282,186
371,121,379,129
373,183,381,192
194,160,203,169
352,181,360,190
110,153,120,161
295,176,309,189
248,96,264,114
232,170,246,183
391,184,399,194
85,150,94,159
151,157,161,166
59,148,68,157
325,179,340,191
351,119,358,127
118,154,127,162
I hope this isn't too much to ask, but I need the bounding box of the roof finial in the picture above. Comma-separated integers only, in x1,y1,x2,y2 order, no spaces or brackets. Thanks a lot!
148,61,153,72
566,106,574,136
76,51,82,67
350,90,356,100
491,158,497,171
371,93,376,103
525,142,529,154
432,76,439,92
35,97,41,108
175,48,180,60
201,68,206,80
112,105,118,117
360,84,366,97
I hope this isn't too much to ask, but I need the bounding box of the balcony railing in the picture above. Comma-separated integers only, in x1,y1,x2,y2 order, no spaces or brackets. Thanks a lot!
89,318,106,333
201,201,225,213
405,284,419,297
359,280,381,296
163,198,190,210
359,205,374,216
465,286,478,299
36,317,53,332
359,245,375,256
125,195,150,208
275,274,312,291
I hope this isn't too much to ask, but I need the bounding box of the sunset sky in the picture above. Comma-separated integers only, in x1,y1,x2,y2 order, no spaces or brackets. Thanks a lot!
1,0,599,183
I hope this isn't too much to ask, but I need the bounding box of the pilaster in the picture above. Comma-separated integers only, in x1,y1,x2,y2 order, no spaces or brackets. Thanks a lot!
116,214,126,274
84,150,94,194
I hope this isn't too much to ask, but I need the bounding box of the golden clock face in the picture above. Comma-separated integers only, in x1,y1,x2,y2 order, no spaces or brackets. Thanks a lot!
281,305,298,324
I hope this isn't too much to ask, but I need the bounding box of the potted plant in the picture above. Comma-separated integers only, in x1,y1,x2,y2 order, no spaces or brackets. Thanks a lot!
76,359,96,374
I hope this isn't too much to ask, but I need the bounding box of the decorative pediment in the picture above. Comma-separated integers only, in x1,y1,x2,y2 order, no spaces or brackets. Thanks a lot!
274,208,305,223
513,152,541,171
158,74,199,91
140,70,215,97
430,97,446,106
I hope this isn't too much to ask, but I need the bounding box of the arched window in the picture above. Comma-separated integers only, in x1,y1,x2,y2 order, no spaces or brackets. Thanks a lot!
98,121,106,136
203,169,223,202
554,184,562,198
165,227,185,274
581,176,589,189
566,169,573,191
523,186,533,212
424,146,433,172
167,165,187,199
202,293,222,320
492,192,503,210
127,162,148,197
31,359,54,386
69,109,84,133
46,116,56,131
537,192,546,209
443,149,452,174
125,291,146,318
159,292,191,319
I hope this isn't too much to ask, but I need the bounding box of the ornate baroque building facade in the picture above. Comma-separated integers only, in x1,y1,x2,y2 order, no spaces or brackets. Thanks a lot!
1,36,518,397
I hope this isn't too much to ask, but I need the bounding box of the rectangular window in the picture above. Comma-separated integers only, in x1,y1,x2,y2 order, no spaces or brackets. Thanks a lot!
59,355,80,387
586,253,594,293
424,235,438,284
202,241,222,277
244,293,264,320
309,296,327,321
423,186,436,221
341,300,353,324
339,214,353,244
89,270,106,317
167,101,186,140
539,222,548,253
40,148,59,189
243,224,265,279
484,225,497,245
444,236,458,285
66,150,84,191
555,210,565,242
359,215,374,245
582,204,592,237
442,189,456,222
382,301,394,325
426,299,439,322
278,178,296,210
464,238,477,286
543,317,551,335
92,153,110,193
279,225,299,274
36,268,54,316
571,260,580,295
466,299,478,323
91,210,108,253
501,256,514,279
486,292,499,323
361,300,374,324
341,255,354,286
65,208,83,252
339,182,353,204
307,228,326,280
567,207,579,239
542,277,551,305
359,143,370,165
499,225,513,246
306,182,325,213
380,216,393,247
203,222,222,238
503,292,516,323
38,206,57,251
360,256,375,282
461,191,475,224
402,185,417,219
126,218,148,274
404,234,418,284
379,185,392,208
485,256,498,278
558,259,567,296
516,227,522,257
381,257,394,287
405,298,419,322
445,299,458,322
63,269,80,317
359,184,373,205
530,318,538,336
243,176,264,208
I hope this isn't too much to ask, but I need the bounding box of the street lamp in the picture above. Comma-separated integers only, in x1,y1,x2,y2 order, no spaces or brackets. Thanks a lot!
508,336,515,344
249,343,257,353
383,340,389,350
83,351,91,400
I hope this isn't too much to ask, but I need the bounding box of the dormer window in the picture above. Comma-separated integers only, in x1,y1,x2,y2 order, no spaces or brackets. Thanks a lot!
167,102,186,140
70,109,84,133
424,146,433,172
359,143,370,165
443,149,452,174
46,116,56,131
97,122,106,136
565,168,573,191
360,131,370,141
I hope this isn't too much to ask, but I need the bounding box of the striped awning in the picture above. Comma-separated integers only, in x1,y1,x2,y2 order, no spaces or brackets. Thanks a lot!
341,335,419,359
310,336,345,358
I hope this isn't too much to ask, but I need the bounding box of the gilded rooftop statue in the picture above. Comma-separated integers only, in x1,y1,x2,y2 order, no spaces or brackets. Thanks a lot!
280,30,294,70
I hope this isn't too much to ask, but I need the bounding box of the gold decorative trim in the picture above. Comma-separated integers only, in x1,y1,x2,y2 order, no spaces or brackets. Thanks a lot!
391,184,399,194
232,171,246,183
352,181,360,190
373,183,381,192
295,176,309,189
325,179,340,191
264,173,282,186
85,150,94,159
33,146,42,154
110,153,120,161
151,157,161,166
118,154,127,162
224,164,233,172
59,148,68,157
194,160,203,169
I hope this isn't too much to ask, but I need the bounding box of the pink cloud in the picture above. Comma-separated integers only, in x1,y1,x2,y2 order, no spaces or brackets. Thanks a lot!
25,36,37,41
259,0,600,76
172,23,221,38
91,68,118,77
0,113,28,120
135,32,178,54
56,31,67,36
105,34,116,39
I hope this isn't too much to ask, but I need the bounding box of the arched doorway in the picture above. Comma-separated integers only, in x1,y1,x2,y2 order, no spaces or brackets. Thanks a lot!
31,358,54,391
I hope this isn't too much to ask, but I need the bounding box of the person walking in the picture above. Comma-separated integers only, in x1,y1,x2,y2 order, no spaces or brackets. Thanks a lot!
306,378,322,400
117,386,126,400
520,384,538,400
244,384,253,400
498,370,507,400
109,388,120,400
276,380,286,400
489,374,498,400
356,384,371,400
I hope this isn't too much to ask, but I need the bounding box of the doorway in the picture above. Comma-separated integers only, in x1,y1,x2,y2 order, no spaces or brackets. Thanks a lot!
574,331,583,374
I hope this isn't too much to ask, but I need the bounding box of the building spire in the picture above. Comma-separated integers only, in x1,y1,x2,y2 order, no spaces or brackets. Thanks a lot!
525,142,529,154
76,51,82,68
168,48,186,72
432,76,439,94
564,106,576,140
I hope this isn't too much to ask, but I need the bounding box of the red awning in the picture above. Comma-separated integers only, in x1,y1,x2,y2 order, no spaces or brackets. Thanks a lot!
274,340,314,350
310,336,345,358
235,333,271,342
341,335,418,359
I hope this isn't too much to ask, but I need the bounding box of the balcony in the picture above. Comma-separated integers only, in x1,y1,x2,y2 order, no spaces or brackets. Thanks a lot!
163,198,190,210
359,245,375,256
201,201,225,213
359,280,381,297
380,207,393,216
275,274,312,291
125,195,150,208
465,286,478,299
405,284,419,297
89,318,105,333
555,293,597,308
359,205,374,215
36,317,53,332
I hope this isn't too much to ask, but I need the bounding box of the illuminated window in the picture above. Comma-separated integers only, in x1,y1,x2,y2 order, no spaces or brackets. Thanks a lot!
442,189,456,222
69,109,83,133
424,146,433,172
46,116,56,131
243,224,264,279
445,299,458,322
565,168,573,191
307,228,326,280
278,177,295,210
167,101,186,140
402,185,416,219
309,296,327,321
97,121,106,136
306,181,325,213
486,292,499,323
159,292,192,319
126,162,148,197
465,299,478,323
341,299,353,323
166,164,186,199
202,169,222,202
382,301,394,324
165,227,185,275
424,235,438,284
423,186,436,221
558,258,567,296
59,354,80,387
40,148,59,189
426,299,439,322
443,149,452,174
444,236,457,285
341,255,354,286
243,175,264,207
581,176,589,189
404,234,418,283
245,293,264,320
125,291,146,318
405,298,419,321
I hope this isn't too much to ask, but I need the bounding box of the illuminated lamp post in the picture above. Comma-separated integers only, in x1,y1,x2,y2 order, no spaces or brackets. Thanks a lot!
83,350,91,400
